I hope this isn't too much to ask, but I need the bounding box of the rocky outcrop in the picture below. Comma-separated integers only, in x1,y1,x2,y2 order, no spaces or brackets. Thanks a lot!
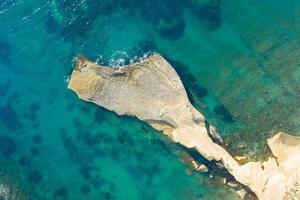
68,54,300,200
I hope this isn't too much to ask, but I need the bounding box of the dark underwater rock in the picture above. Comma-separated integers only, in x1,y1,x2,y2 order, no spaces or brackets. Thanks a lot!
27,170,43,183
158,18,186,40
61,16,93,41
0,104,23,131
78,105,91,115
0,40,12,65
60,131,80,162
191,84,209,98
53,187,68,199
0,81,11,97
0,135,17,157
80,184,91,194
30,146,40,156
76,129,103,146
30,103,40,113
93,107,107,123
79,165,98,181
18,155,30,166
33,134,43,144
214,104,235,123
117,131,134,146
45,15,61,34
165,58,208,104
190,0,223,31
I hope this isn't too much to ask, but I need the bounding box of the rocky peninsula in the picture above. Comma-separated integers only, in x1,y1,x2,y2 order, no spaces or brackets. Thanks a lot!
68,54,300,200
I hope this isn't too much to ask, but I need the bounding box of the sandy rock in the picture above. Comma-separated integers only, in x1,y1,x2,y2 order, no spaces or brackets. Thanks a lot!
190,160,199,169
221,177,227,185
209,125,224,144
189,160,208,173
234,156,248,164
215,162,225,169
236,188,247,199
237,142,246,149
227,181,239,188
196,164,209,173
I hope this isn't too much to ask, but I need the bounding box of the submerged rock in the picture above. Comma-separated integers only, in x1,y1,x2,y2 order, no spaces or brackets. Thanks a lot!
208,125,224,144
227,181,239,188
0,135,17,157
68,54,300,200
234,156,248,164
196,164,209,173
0,184,9,200
0,104,23,131
236,188,247,199
190,160,208,173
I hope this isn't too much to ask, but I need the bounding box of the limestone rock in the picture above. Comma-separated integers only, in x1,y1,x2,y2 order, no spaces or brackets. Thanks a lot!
227,181,239,188
237,141,246,149
68,54,300,200
234,156,248,164
236,188,247,199
221,177,227,185
209,125,224,144
197,164,209,173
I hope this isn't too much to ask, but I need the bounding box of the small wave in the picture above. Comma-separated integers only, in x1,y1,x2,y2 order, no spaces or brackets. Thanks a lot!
108,50,130,67
64,75,70,83
96,50,156,67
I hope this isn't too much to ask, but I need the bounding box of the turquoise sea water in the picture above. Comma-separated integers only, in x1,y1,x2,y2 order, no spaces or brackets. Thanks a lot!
1,0,300,199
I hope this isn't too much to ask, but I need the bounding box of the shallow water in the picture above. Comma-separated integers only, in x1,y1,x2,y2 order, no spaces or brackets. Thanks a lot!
1,0,300,199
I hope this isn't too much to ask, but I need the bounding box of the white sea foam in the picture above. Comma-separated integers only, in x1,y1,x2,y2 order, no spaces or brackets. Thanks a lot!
64,76,70,83
108,50,130,67
103,50,156,68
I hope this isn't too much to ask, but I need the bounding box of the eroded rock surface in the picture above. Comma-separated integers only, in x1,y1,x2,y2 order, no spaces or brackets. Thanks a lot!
68,54,300,200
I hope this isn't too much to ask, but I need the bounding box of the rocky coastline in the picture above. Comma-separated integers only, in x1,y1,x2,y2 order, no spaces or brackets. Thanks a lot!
68,54,300,200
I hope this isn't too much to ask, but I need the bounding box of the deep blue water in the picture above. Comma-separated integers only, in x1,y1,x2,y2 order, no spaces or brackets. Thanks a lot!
1,0,300,199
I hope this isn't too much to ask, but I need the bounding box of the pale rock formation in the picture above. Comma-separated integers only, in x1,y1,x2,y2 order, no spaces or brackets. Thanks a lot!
236,188,247,199
190,160,209,173
68,54,300,200
234,156,248,164
208,125,224,144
